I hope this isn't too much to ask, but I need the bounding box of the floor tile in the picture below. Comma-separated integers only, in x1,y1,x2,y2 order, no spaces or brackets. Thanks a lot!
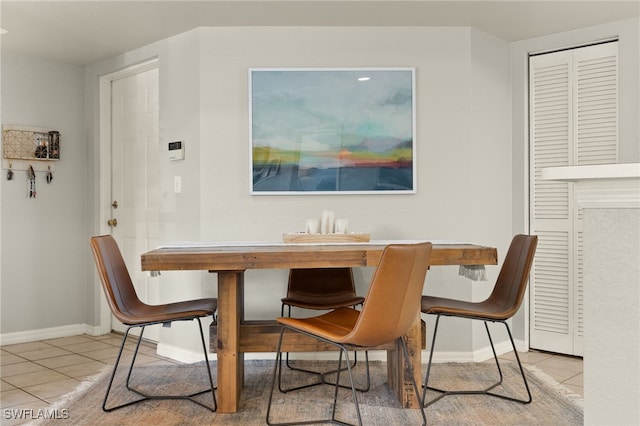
90,334,117,341
563,383,584,396
22,378,81,401
0,389,40,408
54,360,108,379
55,341,114,353
535,355,583,373
42,335,96,347
0,362,47,378
500,350,554,365
0,354,28,366
79,346,127,361
2,370,70,389
34,354,96,369
102,352,162,367
96,336,129,347
17,347,73,361
1,380,17,391
2,342,55,354
535,365,580,383
564,372,583,387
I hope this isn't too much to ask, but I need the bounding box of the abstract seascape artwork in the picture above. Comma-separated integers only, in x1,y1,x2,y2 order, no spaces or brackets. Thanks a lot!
250,68,415,194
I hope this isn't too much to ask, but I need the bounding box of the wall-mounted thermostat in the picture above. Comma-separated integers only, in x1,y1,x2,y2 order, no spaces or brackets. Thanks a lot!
168,141,185,161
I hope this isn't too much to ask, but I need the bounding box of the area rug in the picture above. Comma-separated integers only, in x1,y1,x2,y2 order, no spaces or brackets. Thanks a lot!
31,360,583,425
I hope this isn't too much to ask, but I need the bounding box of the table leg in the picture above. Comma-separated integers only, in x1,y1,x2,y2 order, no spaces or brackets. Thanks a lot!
387,313,422,408
216,271,245,413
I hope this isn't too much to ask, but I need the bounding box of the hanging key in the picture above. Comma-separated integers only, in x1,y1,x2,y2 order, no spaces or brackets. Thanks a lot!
28,166,36,198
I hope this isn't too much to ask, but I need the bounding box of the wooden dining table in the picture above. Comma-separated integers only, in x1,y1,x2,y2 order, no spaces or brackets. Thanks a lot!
141,240,497,413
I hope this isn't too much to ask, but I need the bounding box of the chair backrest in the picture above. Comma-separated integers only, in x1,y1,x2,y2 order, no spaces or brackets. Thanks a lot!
339,242,432,347
90,235,145,325
286,268,356,300
487,234,538,319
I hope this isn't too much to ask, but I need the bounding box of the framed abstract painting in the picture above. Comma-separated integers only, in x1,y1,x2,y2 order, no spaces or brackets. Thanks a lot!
249,68,416,194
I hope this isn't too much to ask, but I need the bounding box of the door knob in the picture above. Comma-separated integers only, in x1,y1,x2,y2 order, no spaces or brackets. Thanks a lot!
107,218,118,227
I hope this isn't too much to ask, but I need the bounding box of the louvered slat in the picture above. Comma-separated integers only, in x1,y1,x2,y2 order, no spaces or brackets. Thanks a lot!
531,61,570,220
576,52,618,165
532,230,570,334
576,229,584,338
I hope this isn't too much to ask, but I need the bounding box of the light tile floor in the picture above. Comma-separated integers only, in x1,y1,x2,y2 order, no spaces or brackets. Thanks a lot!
1,333,583,425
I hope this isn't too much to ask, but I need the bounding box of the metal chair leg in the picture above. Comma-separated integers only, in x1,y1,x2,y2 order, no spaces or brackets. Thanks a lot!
422,314,532,407
268,327,426,426
280,304,370,393
485,321,532,404
103,327,144,411
102,318,217,412
268,327,368,426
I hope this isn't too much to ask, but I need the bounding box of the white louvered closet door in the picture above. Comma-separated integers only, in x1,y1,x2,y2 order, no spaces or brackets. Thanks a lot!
529,42,618,356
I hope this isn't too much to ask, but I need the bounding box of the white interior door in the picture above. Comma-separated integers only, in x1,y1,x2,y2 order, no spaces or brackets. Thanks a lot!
109,65,161,341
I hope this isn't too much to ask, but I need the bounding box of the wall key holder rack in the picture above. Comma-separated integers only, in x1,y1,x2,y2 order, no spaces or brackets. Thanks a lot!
2,124,60,194
2,124,60,170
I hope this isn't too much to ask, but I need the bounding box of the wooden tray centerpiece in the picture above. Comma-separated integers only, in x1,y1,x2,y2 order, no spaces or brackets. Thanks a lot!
283,233,370,244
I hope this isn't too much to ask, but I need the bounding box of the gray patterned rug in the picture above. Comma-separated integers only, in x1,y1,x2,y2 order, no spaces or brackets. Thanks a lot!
32,359,583,425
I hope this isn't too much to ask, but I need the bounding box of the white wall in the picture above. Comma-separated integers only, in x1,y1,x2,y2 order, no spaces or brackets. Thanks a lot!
583,207,640,424
0,54,87,338
147,26,513,357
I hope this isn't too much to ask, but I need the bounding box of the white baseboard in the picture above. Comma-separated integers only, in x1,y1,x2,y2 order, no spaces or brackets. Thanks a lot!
422,338,529,363
0,323,105,346
156,342,217,363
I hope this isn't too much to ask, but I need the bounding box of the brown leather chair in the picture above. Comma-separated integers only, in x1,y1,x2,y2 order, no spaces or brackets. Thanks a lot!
267,243,432,426
421,234,538,407
90,235,217,412
281,268,364,315
280,268,369,391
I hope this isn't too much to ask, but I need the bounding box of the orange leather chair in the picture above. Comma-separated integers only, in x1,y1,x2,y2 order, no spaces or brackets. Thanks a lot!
267,243,432,426
280,268,369,391
421,234,538,407
90,235,217,412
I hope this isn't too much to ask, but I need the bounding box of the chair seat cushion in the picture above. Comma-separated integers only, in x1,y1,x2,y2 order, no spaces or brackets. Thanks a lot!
277,307,360,344
122,298,217,325
421,295,507,321
281,295,364,310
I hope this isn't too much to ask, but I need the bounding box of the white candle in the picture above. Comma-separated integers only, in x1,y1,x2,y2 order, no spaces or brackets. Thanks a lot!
305,219,320,234
320,210,335,234
334,218,348,234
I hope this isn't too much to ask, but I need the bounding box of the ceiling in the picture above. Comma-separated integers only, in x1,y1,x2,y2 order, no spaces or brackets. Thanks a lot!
1,1,639,66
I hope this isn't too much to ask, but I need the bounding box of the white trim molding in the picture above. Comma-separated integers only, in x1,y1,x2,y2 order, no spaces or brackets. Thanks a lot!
0,324,105,346
541,163,640,181
542,163,640,209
